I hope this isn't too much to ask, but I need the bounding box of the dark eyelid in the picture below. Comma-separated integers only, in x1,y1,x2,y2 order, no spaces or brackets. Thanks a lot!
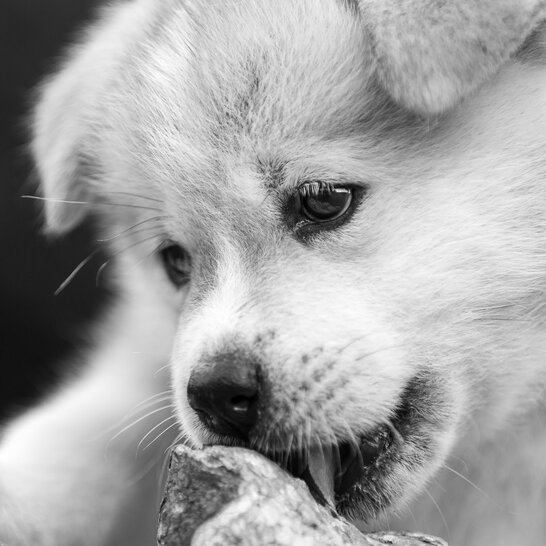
294,180,367,194
282,182,368,241
159,242,192,287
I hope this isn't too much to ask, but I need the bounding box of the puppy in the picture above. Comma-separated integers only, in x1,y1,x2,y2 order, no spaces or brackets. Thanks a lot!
1,1,546,545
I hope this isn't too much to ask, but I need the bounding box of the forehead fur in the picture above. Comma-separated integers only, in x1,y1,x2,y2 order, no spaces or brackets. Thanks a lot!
103,0,407,186
137,0,376,135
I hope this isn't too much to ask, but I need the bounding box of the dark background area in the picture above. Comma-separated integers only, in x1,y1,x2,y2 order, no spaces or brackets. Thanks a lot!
0,0,109,420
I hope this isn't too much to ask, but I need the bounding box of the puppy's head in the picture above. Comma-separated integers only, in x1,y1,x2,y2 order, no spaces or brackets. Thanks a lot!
32,0,546,523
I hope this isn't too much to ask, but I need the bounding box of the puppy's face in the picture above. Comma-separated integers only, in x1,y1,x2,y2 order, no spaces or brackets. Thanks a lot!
34,0,546,524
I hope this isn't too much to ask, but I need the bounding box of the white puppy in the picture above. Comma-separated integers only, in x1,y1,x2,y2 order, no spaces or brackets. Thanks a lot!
1,1,546,545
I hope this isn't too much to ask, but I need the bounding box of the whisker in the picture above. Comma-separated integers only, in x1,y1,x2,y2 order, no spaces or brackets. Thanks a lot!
22,195,89,205
99,190,164,203
254,427,269,453
55,249,101,296
100,396,173,440
96,235,162,286
138,415,177,450
150,437,180,508
337,333,371,354
154,363,171,377
97,217,164,242
54,216,165,295
109,404,173,443
345,418,360,448
405,505,420,529
442,463,491,501
143,421,179,451
164,431,188,456
133,241,165,267
472,316,532,322
127,398,173,418
100,202,161,212
448,455,470,474
119,402,174,429
165,432,183,453
305,418,312,458
22,194,161,212
97,398,171,440
322,413,337,447
125,450,168,487
131,391,172,411
284,432,295,467
96,261,111,287
424,488,449,538
108,234,161,256
386,420,404,446
353,343,405,363
297,424,304,464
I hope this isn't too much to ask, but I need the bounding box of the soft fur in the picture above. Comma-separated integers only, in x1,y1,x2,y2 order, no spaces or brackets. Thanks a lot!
1,1,546,545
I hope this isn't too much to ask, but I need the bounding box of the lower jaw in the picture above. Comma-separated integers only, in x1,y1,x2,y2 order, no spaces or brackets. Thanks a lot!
258,419,399,511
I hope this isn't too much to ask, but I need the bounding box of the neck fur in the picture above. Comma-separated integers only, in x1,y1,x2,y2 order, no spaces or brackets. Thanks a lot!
393,402,546,546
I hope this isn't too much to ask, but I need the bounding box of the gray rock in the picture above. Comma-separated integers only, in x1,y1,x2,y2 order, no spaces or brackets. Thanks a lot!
157,445,447,546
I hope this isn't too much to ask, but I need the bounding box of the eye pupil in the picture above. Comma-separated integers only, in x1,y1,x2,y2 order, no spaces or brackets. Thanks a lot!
160,244,191,287
300,186,353,222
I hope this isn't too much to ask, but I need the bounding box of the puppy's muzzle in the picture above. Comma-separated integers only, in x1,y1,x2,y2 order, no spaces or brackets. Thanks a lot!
187,349,260,440
186,348,399,508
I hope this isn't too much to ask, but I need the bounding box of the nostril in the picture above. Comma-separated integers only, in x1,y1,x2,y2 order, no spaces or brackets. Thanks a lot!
224,392,258,427
230,395,255,413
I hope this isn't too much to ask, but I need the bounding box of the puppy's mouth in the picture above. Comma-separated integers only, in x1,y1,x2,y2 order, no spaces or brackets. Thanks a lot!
269,420,400,512
202,373,439,519
265,374,441,519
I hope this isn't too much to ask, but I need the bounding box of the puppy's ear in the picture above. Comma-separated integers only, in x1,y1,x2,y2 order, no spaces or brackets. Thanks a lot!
31,52,96,235
31,3,143,235
359,0,546,115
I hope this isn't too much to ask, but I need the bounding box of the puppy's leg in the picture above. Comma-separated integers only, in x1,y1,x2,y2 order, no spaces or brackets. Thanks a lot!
0,308,175,546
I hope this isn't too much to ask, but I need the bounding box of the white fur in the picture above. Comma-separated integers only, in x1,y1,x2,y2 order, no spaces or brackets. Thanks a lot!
2,1,546,545
360,0,546,114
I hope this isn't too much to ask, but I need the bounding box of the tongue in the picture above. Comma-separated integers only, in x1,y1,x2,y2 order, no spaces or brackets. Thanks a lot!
301,446,337,509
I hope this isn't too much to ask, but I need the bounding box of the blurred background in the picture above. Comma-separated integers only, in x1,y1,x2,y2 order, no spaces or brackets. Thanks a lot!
0,0,109,420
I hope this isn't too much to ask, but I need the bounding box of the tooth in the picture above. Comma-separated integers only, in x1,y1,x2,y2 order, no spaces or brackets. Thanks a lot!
303,445,337,509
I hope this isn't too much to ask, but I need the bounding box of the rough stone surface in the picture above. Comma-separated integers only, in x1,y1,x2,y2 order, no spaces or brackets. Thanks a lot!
157,445,448,546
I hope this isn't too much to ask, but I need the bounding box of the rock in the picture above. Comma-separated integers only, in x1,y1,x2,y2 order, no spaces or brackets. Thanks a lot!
157,445,447,546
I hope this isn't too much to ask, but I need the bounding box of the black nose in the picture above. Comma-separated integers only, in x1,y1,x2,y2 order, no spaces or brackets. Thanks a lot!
187,350,260,440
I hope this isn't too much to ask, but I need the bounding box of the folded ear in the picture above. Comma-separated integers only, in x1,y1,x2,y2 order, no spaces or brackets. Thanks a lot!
359,0,546,115
31,2,147,235
32,50,96,234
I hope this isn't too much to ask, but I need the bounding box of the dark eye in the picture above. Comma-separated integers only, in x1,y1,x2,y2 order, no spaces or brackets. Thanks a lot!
297,183,354,223
160,243,192,287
